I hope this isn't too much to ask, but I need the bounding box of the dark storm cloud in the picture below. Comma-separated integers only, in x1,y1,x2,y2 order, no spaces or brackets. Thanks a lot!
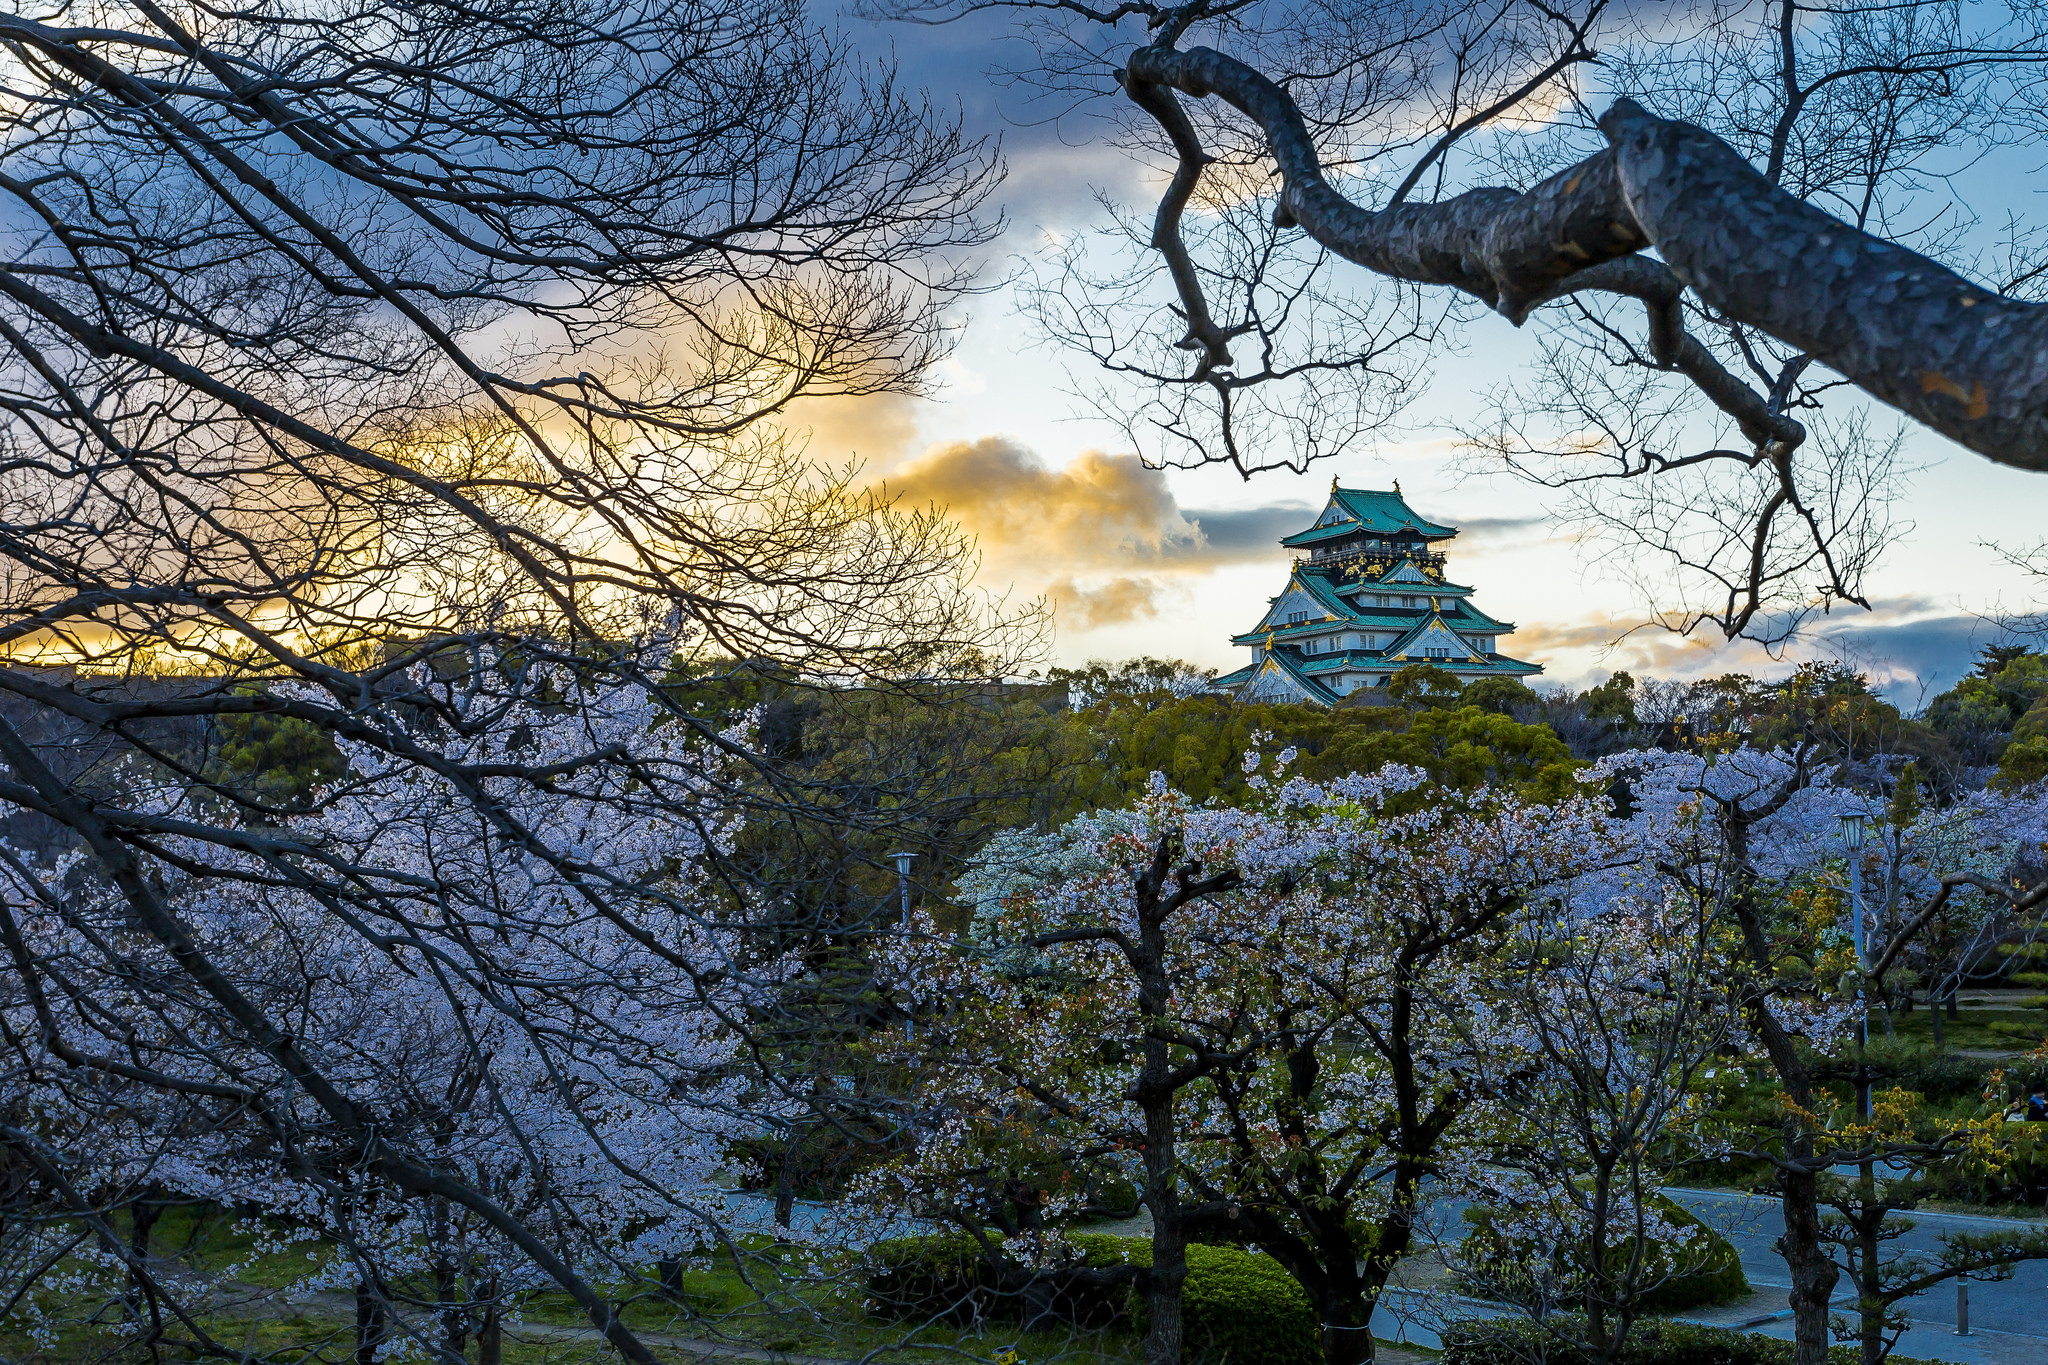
1813,609,2010,704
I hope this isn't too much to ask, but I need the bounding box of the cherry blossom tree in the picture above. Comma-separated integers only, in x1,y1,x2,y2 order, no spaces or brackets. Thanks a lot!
0,663,793,1361
0,0,1033,1343
857,757,1616,1365
1454,880,1740,1362
1600,746,2048,1365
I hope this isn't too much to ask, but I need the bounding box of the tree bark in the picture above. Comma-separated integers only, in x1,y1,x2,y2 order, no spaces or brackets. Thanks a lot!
1780,1163,1838,1365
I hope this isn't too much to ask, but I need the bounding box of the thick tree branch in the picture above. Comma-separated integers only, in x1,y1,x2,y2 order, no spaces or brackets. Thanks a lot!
1124,41,2048,472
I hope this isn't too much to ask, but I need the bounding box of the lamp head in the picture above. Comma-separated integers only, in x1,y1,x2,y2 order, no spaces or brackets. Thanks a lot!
1837,812,1867,850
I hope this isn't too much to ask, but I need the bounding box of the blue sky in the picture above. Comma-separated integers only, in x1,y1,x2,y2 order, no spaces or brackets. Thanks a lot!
794,4,2048,706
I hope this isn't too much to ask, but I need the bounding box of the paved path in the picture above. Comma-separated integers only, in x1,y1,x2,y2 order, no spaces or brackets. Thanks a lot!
1362,1189,2048,1365
1666,1188,2048,1365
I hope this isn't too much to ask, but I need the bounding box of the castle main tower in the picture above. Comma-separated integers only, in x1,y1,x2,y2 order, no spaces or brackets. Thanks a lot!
1214,482,1542,705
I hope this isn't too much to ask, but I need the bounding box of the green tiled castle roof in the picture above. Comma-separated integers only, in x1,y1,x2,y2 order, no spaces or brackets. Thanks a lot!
1279,486,1457,548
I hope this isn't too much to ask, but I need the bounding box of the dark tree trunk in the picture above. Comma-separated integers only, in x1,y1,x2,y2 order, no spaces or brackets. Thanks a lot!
479,1280,502,1365
774,1142,798,1238
1317,1289,1374,1365
1126,838,1236,1365
1780,1169,1838,1365
356,1279,388,1365
1723,782,1840,1365
1855,1192,1886,1365
1137,941,1187,1365
437,1256,468,1360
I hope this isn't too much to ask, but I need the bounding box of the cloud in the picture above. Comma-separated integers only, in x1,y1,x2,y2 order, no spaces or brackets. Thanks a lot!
776,391,924,470
1048,575,1172,629
883,436,1310,579
1509,600,2004,707
1810,608,2005,703
1454,513,1556,544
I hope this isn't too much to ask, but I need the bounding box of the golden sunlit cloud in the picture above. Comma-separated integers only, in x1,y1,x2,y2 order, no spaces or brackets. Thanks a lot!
1046,575,1176,629
880,436,1313,581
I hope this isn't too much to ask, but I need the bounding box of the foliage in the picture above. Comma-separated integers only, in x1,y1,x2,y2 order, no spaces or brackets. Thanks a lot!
1994,736,2048,793
1441,1317,1942,1365
1460,1198,1750,1315
863,1232,1321,1365
1930,654,2048,768
203,698,349,811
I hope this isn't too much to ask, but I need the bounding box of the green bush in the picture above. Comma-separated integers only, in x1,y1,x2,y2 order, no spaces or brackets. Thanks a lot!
1858,1037,1996,1100
1441,1316,1939,1365
1459,1196,1749,1314
863,1232,1320,1364
863,1233,1005,1322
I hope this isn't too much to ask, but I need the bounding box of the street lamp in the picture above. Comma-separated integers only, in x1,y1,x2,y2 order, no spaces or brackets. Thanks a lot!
888,851,917,1042
1839,812,1870,1120
887,851,916,927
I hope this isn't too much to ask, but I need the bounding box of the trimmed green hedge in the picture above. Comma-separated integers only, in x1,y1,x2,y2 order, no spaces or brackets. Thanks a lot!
1459,1195,1750,1314
1442,1317,1938,1365
863,1232,1320,1364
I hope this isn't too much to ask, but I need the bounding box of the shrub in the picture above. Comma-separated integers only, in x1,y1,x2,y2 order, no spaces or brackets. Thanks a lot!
1858,1037,1996,1100
863,1233,1006,1322
863,1232,1321,1364
1441,1316,1940,1365
1458,1196,1749,1314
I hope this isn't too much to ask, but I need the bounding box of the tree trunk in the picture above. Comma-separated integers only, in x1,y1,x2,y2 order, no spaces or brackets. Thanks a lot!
1723,790,1840,1365
1857,1202,1885,1365
479,1280,502,1365
438,1256,468,1360
1134,846,1191,1365
1142,1094,1187,1365
1780,1170,1839,1365
1318,1288,1374,1365
356,1279,388,1365
774,1140,798,1238
125,1189,162,1307
1946,992,1960,1020
1930,996,1946,1048
433,1193,467,1362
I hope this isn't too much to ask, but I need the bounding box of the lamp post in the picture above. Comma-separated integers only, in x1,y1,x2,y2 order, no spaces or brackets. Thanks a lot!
1839,812,1870,1120
888,851,916,927
888,851,916,1041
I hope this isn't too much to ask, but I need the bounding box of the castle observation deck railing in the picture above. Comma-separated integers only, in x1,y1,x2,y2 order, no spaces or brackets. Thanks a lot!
1297,545,1448,582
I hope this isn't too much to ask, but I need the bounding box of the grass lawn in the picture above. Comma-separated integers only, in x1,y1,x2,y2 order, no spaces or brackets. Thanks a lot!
1883,1006,2048,1052
3,1218,1143,1365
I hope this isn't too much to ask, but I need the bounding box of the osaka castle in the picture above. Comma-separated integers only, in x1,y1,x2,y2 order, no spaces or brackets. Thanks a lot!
1215,482,1542,705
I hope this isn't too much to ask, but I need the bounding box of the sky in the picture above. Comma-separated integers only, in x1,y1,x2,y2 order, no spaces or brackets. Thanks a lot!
791,5,2048,708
